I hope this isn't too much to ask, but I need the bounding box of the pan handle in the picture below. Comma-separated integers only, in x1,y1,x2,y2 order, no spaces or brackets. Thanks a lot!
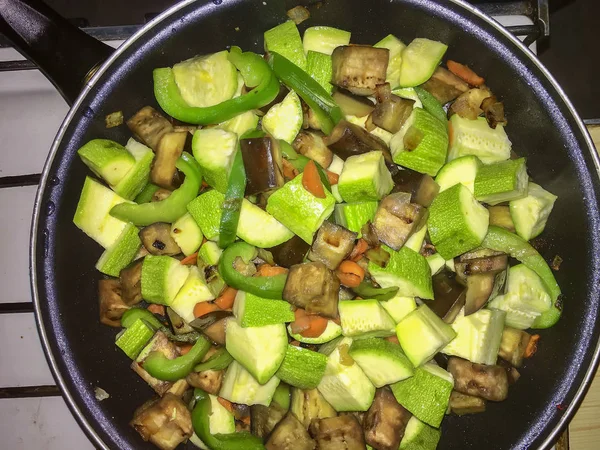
0,0,114,106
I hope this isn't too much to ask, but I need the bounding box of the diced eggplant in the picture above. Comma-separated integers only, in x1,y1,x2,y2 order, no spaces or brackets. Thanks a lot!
204,265,226,298
426,271,467,323
307,221,357,270
202,318,228,346
331,45,389,96
186,369,223,395
420,67,469,105
324,120,392,162
309,415,366,450
233,256,257,277
303,103,323,131
449,88,492,120
464,269,507,315
127,106,174,150
241,136,285,196
372,84,415,134
269,235,311,268
392,168,440,207
364,246,391,268
266,412,316,450
449,390,486,416
152,131,186,189
447,357,509,402
98,278,129,327
189,312,232,346
373,193,427,251
364,388,412,450
167,307,195,335
293,131,334,169
283,262,340,318
481,95,507,129
342,411,366,427
152,188,172,202
360,222,380,248
506,366,521,385
139,223,182,256
498,327,532,368
251,402,287,441
232,403,251,423
130,393,193,450
132,331,182,396
459,248,504,262
291,388,338,429
332,89,375,118
488,205,516,232
455,254,508,283
120,260,143,305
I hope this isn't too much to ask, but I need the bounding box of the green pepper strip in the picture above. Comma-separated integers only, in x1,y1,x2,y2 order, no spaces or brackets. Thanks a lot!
193,348,233,372
218,242,287,299
110,153,202,226
351,282,399,301
482,226,562,329
153,48,280,125
143,335,210,382
219,147,246,249
121,308,164,330
192,389,265,450
267,52,343,135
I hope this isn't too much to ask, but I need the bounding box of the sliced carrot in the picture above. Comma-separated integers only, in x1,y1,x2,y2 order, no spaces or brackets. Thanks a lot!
256,264,289,277
241,415,251,425
447,60,485,86
290,340,301,347
214,287,238,310
385,336,400,345
217,397,234,413
290,308,312,334
282,158,299,180
302,160,326,198
349,238,369,262
178,344,193,355
524,334,540,358
448,119,454,143
193,301,221,318
326,170,340,185
300,315,329,338
201,180,210,189
147,304,165,315
336,260,365,288
180,252,198,265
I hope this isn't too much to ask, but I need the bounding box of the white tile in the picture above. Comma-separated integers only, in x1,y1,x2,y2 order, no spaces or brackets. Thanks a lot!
0,185,36,304
0,396,93,450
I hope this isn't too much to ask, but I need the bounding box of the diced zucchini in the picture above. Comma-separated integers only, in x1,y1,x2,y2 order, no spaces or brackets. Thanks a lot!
435,155,481,194
95,223,141,277
170,213,203,256
398,38,448,87
264,20,307,70
399,416,441,450
189,394,235,450
448,115,511,164
288,320,343,344
306,51,333,93
220,110,259,137
198,241,223,266
338,151,394,202
192,128,238,193
334,201,378,237
381,295,418,323
474,158,529,205
426,253,446,276
374,34,406,89
275,345,328,390
141,255,190,305
263,91,303,144
170,266,214,323
405,224,427,252
115,318,155,359
346,114,394,145
187,189,224,242
303,26,351,55
238,200,295,248
510,182,557,240
339,300,396,338
77,139,135,186
113,138,154,200
233,291,295,327
349,338,414,387
219,361,281,406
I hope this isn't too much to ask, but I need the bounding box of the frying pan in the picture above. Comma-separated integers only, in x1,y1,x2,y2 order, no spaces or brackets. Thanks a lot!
1,0,599,448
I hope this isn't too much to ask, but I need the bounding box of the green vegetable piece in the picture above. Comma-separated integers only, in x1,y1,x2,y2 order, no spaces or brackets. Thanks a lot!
510,182,557,241
391,364,453,428
110,153,203,226
306,51,334,93
219,361,281,406
380,294,417,323
220,109,259,137
121,308,164,330
198,241,223,266
194,348,234,372
414,86,447,125
399,416,442,450
334,201,379,237
113,138,155,200
170,266,214,323
474,157,529,205
265,20,307,69
448,115,511,164
287,320,343,344
77,139,135,186
349,338,414,387
374,34,406,89
233,291,295,327
171,212,203,256
193,128,238,194
303,26,351,56
426,253,446,276
339,300,396,338
338,151,394,202
398,38,448,88
271,383,291,411
189,393,235,449
351,282,399,302
266,174,336,244
95,223,141,277
219,148,246,248
405,223,428,253
219,242,287,299
115,318,155,359
238,200,295,248
187,189,225,241
141,255,190,305
262,90,303,144
153,47,279,124
143,335,210,381
134,183,160,204
275,345,328,390
435,155,481,194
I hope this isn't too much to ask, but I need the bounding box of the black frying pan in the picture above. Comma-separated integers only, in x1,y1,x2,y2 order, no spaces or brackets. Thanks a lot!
1,0,599,448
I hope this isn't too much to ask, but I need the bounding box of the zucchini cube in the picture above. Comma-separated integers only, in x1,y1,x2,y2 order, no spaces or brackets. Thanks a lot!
337,151,394,203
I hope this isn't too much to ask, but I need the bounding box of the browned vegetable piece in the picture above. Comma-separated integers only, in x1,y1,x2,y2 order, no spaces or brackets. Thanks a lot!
251,402,287,441
202,317,228,345
186,369,223,395
506,365,521,385
166,307,195,335
498,327,532,367
459,248,504,262
152,188,172,202
331,45,389,96
372,84,415,134
307,221,357,270
132,331,182,395
464,269,507,315
293,131,334,169
286,5,310,24
447,357,509,401
392,168,440,207
488,205,516,232
365,246,391,268
105,111,123,128
425,271,466,323
332,89,375,118
120,260,143,306
309,414,366,450
373,193,427,251
481,95,507,129
449,390,486,416
98,278,129,327
364,388,412,450
241,136,285,196
151,131,187,189
234,256,257,276
449,88,492,120
291,388,338,429
283,262,340,318
130,393,193,450
324,120,392,162
303,105,322,131
127,106,174,150
342,411,366,427
266,412,316,450
420,67,469,105
269,235,311,268
455,254,508,284
139,223,182,256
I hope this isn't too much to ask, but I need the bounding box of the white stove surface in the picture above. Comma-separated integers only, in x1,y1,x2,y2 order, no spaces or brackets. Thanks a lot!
0,15,535,449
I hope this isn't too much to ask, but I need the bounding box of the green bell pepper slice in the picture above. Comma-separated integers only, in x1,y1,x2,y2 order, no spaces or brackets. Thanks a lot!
143,335,210,382
154,47,280,125
219,146,246,249
351,282,399,301
482,225,562,328
192,389,265,450
218,242,287,299
110,152,202,226
193,347,233,372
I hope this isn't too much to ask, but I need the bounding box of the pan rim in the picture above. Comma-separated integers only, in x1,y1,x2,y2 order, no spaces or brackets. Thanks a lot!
28,0,600,449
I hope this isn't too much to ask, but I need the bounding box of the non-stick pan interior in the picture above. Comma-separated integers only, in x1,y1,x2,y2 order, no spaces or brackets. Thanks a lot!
32,0,600,448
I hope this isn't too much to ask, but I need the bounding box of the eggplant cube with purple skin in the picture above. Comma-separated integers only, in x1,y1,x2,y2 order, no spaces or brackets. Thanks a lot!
283,261,340,318
307,221,357,270
373,192,427,251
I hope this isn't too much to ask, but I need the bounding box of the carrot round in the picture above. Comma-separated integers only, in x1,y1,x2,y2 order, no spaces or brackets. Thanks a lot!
256,264,289,277
350,239,369,261
147,304,165,315
300,315,329,338
214,287,238,310
178,344,193,355
302,160,326,198
524,334,540,358
326,170,340,185
180,252,198,265
447,60,485,86
193,301,221,318
217,397,234,413
336,260,365,287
